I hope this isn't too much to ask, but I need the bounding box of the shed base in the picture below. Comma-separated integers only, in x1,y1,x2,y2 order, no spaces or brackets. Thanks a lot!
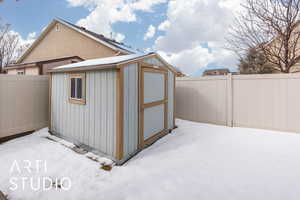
49,126,177,165
49,130,118,163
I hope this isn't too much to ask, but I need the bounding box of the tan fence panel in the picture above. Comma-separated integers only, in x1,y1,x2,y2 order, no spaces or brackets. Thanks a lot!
0,75,49,138
176,74,300,133
232,74,300,133
176,76,228,126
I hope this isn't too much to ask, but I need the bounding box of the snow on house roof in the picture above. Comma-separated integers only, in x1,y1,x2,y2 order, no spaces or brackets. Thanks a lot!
53,53,151,70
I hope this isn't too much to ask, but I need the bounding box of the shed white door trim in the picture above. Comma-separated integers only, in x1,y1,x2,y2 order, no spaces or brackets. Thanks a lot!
139,66,168,147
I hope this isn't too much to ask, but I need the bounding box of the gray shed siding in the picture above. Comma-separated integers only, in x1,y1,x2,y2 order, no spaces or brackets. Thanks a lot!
168,71,174,129
123,63,139,156
143,57,164,67
51,70,117,157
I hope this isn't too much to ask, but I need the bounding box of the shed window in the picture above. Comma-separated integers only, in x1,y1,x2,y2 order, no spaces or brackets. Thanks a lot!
69,73,86,104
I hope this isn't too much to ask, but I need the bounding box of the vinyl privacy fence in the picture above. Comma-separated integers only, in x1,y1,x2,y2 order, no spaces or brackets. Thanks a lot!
0,75,49,139
176,74,300,133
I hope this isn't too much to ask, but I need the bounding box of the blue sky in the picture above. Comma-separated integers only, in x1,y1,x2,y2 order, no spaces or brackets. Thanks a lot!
0,0,167,50
0,0,87,38
0,0,240,76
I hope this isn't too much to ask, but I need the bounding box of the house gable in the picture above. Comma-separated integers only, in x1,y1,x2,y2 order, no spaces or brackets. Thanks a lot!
19,20,121,63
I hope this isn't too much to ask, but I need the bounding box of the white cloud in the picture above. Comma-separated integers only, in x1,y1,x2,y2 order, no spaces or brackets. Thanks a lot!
155,0,236,53
131,0,168,11
8,31,35,47
65,0,243,75
144,25,156,40
158,45,237,75
65,0,166,39
158,46,214,75
155,0,243,75
74,1,136,37
158,20,170,31
27,32,36,41
115,33,125,42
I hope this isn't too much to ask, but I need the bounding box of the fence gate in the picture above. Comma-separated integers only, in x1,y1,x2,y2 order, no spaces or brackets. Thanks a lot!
139,66,168,147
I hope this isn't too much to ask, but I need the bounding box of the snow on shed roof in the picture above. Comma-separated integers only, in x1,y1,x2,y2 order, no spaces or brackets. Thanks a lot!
53,53,151,70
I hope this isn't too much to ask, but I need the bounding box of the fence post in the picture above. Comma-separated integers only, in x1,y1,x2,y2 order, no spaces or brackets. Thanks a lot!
227,73,233,127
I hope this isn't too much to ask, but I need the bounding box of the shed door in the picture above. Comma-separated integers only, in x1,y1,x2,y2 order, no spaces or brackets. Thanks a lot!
139,67,168,147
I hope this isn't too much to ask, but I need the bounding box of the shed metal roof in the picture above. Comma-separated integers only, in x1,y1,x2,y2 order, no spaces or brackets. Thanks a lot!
50,53,151,72
50,52,178,74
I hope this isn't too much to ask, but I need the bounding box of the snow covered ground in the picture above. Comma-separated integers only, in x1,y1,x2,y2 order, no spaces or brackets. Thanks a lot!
1,119,300,200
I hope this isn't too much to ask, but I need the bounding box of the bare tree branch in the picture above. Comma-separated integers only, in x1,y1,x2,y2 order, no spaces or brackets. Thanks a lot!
0,19,29,73
226,0,300,73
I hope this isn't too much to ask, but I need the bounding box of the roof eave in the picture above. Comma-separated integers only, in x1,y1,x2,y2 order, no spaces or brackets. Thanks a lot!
56,18,131,55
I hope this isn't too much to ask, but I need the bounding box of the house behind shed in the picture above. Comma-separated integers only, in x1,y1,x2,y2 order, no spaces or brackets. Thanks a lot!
49,53,176,164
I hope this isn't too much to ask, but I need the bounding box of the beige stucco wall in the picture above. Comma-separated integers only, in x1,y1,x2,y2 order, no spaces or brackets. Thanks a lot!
265,25,300,73
25,67,39,75
7,67,39,75
21,22,119,63
6,57,83,75
7,69,17,75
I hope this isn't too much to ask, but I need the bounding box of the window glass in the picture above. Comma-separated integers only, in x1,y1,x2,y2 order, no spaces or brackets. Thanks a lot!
77,78,82,99
71,78,76,98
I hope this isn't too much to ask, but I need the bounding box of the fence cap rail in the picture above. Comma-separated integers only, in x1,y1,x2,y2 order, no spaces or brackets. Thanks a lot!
232,73,300,80
177,75,227,81
0,75,49,81
177,73,300,81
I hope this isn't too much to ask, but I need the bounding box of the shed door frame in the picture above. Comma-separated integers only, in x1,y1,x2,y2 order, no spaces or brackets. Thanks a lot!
139,64,168,148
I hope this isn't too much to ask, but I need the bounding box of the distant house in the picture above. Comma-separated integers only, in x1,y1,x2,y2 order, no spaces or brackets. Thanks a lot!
203,68,230,76
5,18,140,75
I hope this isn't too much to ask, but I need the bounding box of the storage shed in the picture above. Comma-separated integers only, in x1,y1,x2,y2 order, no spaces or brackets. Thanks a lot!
49,53,176,164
